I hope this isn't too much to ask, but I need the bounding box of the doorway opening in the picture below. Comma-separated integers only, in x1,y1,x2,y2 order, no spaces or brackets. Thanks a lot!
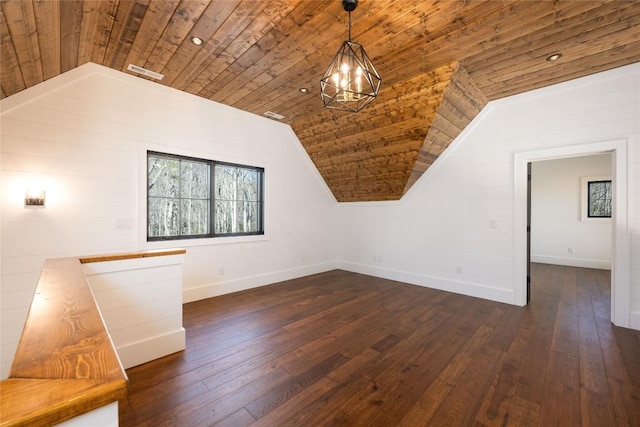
527,154,612,305
514,139,630,328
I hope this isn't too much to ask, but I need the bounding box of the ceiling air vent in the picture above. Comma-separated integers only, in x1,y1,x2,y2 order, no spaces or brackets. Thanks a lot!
263,111,285,120
127,64,164,80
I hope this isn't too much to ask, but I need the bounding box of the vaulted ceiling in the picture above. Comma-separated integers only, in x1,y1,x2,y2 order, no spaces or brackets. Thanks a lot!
2,1,639,201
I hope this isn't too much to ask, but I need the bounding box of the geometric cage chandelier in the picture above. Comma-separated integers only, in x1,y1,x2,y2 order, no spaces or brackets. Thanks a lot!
320,0,381,112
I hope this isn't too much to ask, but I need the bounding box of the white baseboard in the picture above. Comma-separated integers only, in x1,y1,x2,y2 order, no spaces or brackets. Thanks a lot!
337,261,515,305
183,261,339,303
531,255,611,270
57,402,118,427
116,328,185,369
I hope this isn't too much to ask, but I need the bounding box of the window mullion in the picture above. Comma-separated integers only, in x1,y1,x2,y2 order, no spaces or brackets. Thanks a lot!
214,161,218,237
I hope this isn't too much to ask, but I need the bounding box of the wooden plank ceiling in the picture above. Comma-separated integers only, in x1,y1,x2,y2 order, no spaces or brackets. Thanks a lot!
2,1,639,201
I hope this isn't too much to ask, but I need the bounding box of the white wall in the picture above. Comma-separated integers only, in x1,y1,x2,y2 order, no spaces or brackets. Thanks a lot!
531,154,612,269
0,64,338,378
2,62,639,379
337,63,639,326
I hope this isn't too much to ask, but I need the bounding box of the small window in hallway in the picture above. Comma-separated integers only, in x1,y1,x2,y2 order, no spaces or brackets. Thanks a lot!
587,180,612,218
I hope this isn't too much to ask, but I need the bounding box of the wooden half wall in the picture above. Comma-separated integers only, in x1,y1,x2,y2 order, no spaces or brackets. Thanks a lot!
0,258,127,427
0,249,186,427
293,62,487,202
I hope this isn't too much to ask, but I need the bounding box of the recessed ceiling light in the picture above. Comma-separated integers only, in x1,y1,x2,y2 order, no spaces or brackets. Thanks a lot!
299,87,309,93
190,36,204,46
546,53,562,62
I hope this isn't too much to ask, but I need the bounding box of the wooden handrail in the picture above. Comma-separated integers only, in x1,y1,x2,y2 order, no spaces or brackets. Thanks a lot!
79,248,186,264
0,257,128,426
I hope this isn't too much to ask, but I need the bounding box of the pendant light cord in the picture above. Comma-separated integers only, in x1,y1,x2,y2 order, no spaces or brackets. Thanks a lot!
348,11,352,41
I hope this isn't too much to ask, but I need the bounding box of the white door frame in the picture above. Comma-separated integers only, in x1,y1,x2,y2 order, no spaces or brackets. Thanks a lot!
514,138,629,327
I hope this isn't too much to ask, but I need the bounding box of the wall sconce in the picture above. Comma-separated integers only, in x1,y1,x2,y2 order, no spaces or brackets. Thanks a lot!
25,188,45,208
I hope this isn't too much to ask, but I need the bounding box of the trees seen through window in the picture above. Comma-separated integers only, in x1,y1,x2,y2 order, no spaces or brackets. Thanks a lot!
147,152,264,240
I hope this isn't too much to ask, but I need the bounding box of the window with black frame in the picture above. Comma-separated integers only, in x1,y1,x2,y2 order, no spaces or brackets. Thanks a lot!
587,180,612,218
147,151,264,240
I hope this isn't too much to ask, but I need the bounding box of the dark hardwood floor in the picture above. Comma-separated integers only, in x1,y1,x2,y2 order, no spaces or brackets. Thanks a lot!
119,264,640,426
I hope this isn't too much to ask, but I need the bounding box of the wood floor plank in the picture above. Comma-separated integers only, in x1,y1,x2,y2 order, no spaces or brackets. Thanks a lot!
474,357,522,426
284,374,373,426
537,350,581,426
212,408,255,427
152,367,292,426
202,363,288,402
121,378,209,425
245,353,349,419
195,318,347,392
327,348,380,384
550,265,579,358
119,264,640,426
473,263,562,426
608,326,640,426
427,345,503,426
397,378,454,426
484,306,526,352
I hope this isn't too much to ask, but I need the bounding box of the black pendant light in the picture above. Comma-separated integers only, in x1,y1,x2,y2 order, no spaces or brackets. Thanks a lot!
320,0,381,112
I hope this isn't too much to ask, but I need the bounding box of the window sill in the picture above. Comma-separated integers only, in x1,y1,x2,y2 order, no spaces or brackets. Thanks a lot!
141,233,269,250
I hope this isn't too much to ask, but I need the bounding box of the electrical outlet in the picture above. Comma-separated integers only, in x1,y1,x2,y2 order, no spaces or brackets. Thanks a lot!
568,247,574,254
455,266,462,274
374,255,382,262
219,266,224,275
